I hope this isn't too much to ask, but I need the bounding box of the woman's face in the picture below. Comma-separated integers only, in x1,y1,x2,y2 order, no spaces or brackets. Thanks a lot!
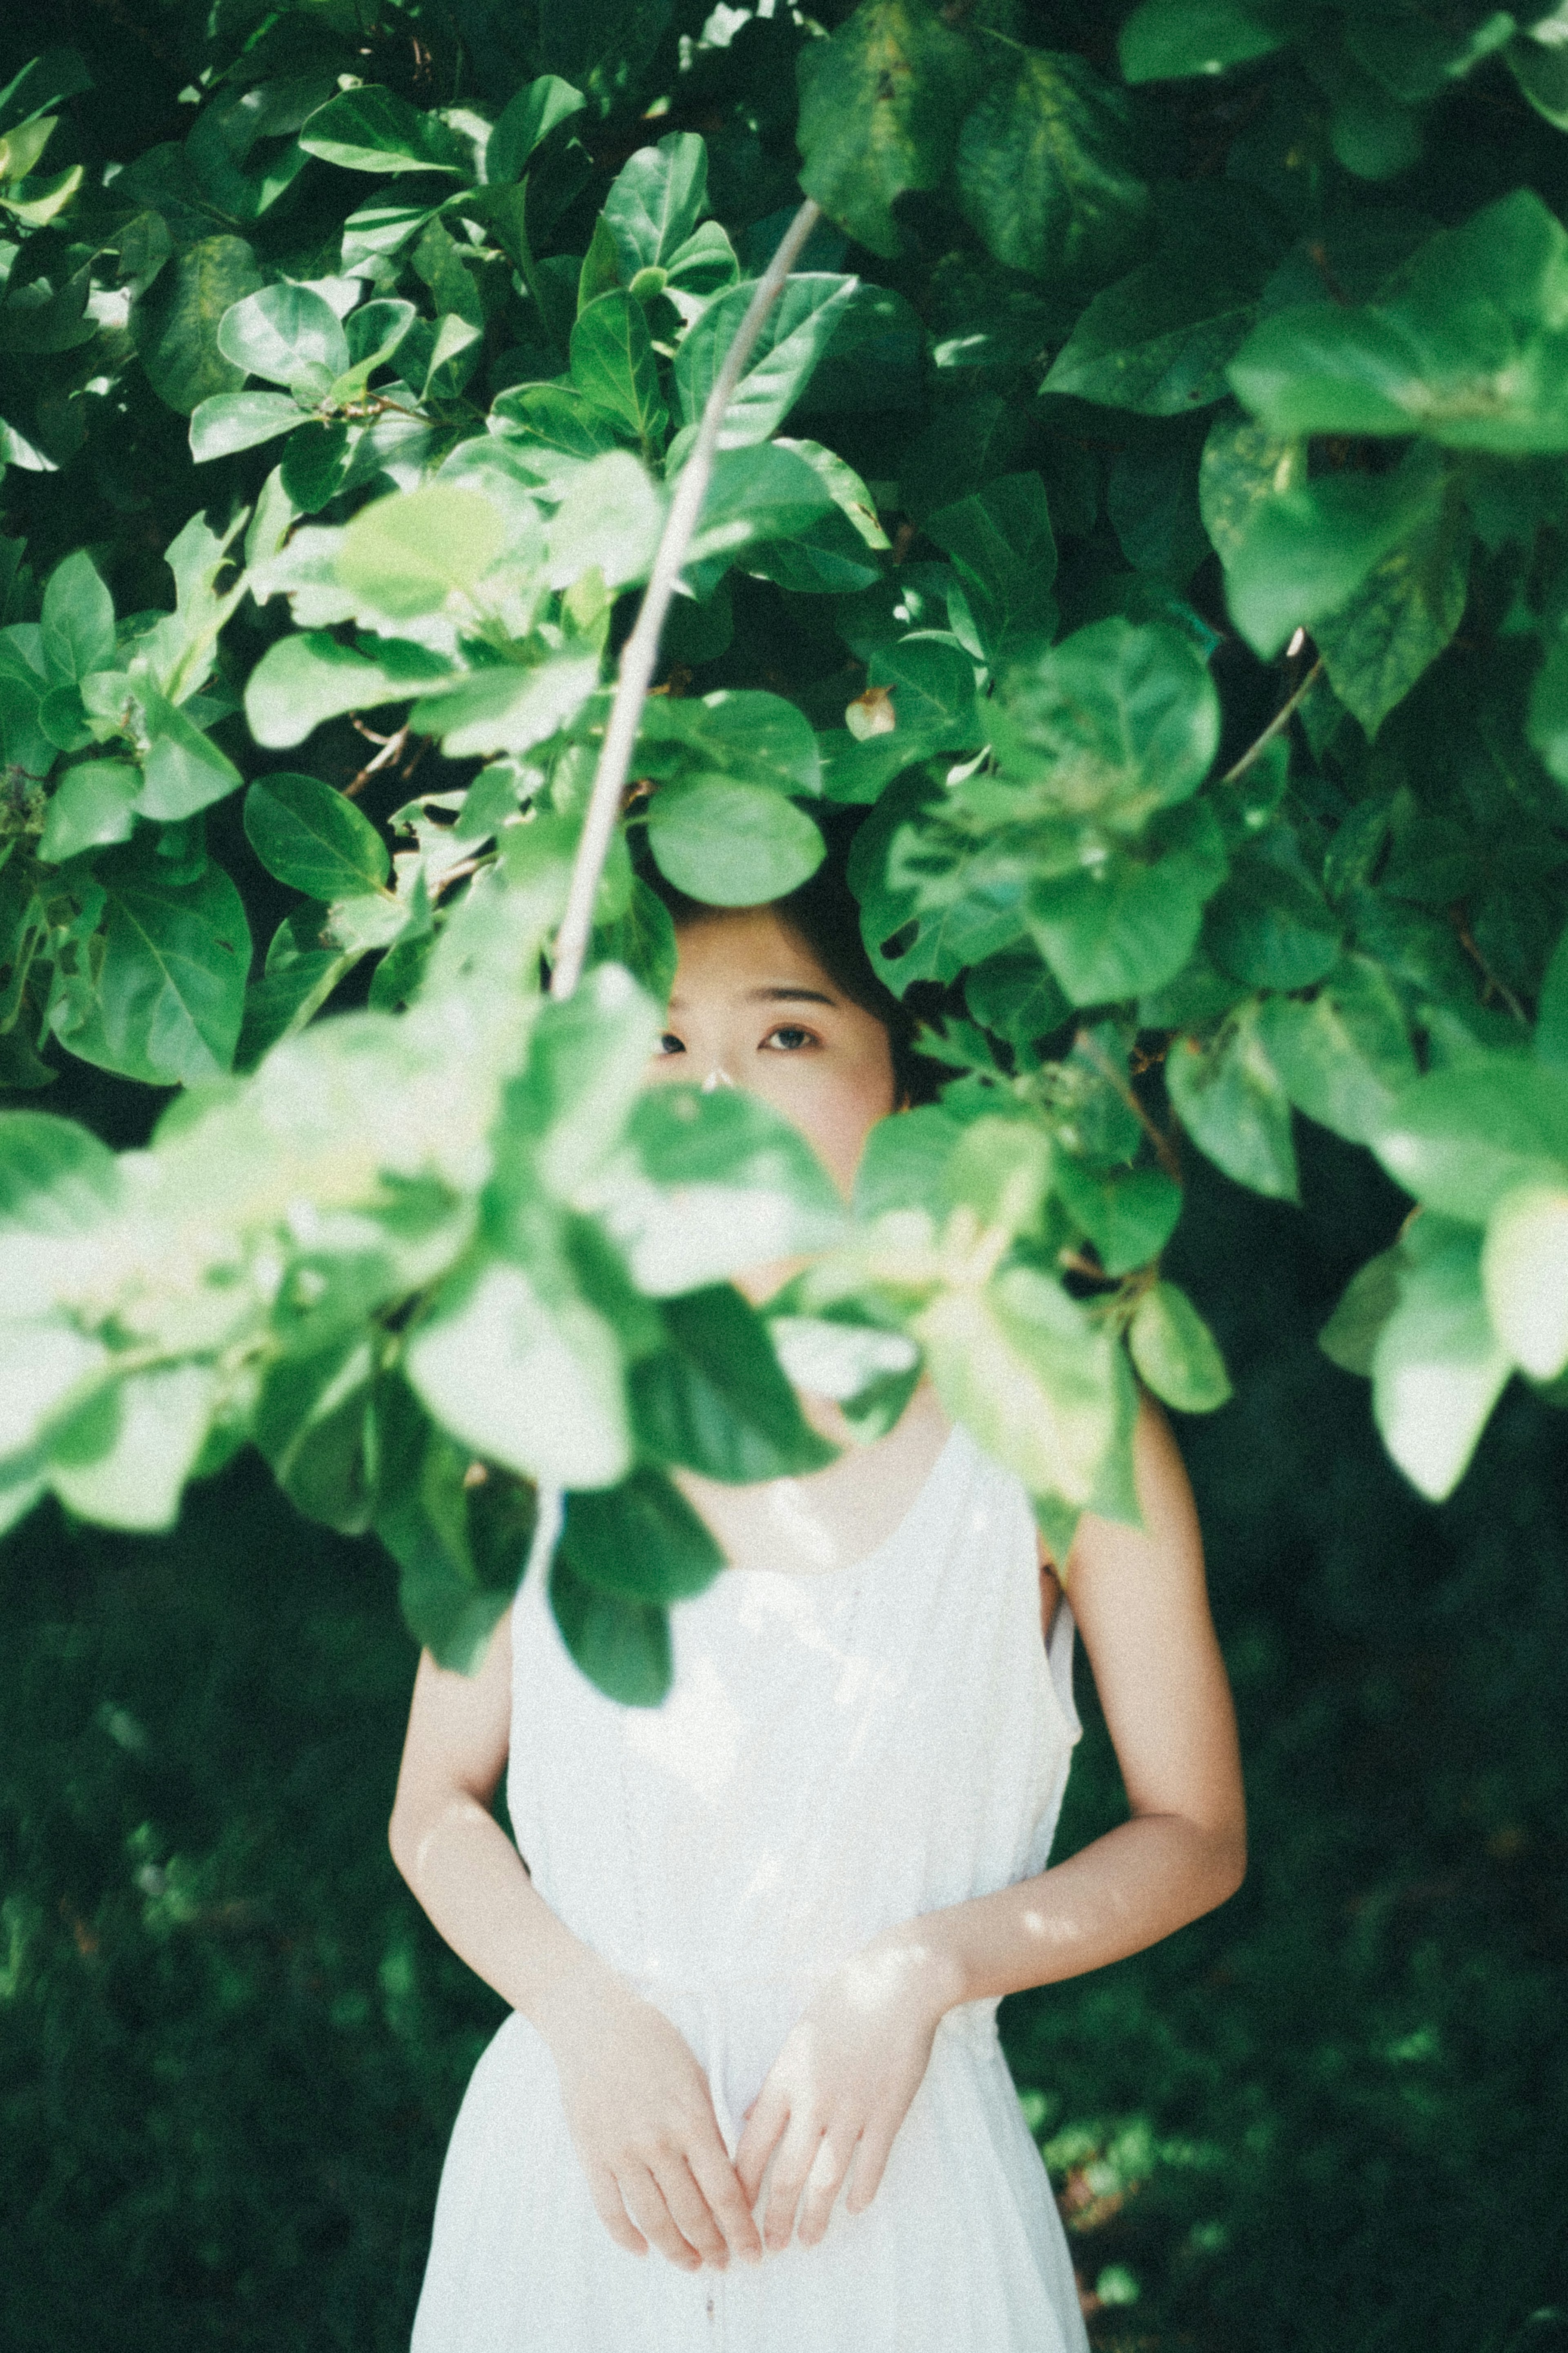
646,906,898,1198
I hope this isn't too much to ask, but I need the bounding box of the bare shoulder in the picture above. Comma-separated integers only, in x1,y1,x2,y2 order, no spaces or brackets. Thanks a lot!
393,1609,514,1817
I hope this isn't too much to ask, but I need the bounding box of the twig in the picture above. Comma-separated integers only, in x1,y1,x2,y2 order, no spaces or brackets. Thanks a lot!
1076,1027,1183,1184
549,197,824,1002
1220,655,1325,789
1454,917,1529,1026
344,723,410,801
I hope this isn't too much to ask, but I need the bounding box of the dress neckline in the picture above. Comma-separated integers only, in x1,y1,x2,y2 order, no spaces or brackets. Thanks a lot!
715,1421,968,1588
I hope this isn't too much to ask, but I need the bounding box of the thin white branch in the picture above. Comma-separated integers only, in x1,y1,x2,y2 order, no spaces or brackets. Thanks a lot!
549,196,824,1001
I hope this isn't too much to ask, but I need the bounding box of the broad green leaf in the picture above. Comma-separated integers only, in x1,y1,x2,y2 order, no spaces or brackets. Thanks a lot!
491,382,632,467
1220,445,1450,659
559,1463,725,1602
0,1320,108,1464
189,390,302,462
217,282,349,392
338,486,507,620
673,274,858,448
1256,957,1417,1143
1053,1160,1182,1276
1167,999,1300,1200
795,0,984,258
1129,1280,1232,1411
0,1110,120,1231
406,1256,632,1490
1320,1245,1402,1377
1371,1058,1568,1222
136,685,243,824
926,475,1057,661
236,948,354,1070
637,689,822,798
601,132,708,276
244,632,452,750
41,551,114,680
1042,243,1267,414
956,51,1146,286
548,1548,671,1706
868,636,981,752
1509,25,1568,128
254,1336,379,1533
412,656,601,758
1120,0,1288,80
965,948,1071,1047
994,619,1221,826
569,291,667,450
1204,823,1342,990
915,1264,1116,1511
298,86,464,175
853,1102,972,1221
591,1084,846,1295
633,1284,838,1483
1371,1219,1512,1500
1482,1182,1568,1380
493,962,658,1205
244,772,390,899
131,235,263,415
1028,803,1228,1005
37,761,140,862
1536,923,1568,1067
648,778,824,905
689,440,839,569
486,74,586,185
56,850,250,1087
1227,192,1568,453
1311,484,1471,736
48,1365,216,1532
545,450,666,589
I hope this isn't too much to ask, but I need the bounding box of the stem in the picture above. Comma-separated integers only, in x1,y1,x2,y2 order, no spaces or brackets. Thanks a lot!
549,196,824,1002
1076,1027,1183,1184
1220,655,1325,790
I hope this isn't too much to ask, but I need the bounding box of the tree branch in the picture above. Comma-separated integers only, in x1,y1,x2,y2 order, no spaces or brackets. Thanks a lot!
549,196,824,1003
1220,655,1325,790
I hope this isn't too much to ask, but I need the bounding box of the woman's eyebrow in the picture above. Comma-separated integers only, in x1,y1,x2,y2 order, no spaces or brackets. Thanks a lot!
744,984,838,1006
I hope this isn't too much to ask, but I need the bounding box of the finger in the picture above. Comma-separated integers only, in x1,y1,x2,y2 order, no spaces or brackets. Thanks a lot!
619,2163,703,2272
795,2133,856,2249
688,2142,764,2264
844,2117,899,2216
585,2162,647,2258
655,2153,733,2268
761,2120,826,2252
735,2085,788,2206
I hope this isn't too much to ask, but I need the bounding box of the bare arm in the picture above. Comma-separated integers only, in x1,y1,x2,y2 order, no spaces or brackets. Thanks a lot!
388,1616,761,2273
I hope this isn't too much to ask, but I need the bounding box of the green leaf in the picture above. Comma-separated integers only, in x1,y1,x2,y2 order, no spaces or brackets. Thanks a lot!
1053,1160,1182,1276
1167,999,1299,1200
217,282,350,393
0,1319,109,1467
1311,482,1472,737
601,132,708,277
1128,1280,1232,1411
1043,241,1268,414
1371,1218,1512,1500
1120,0,1288,80
926,475,1057,661
1204,822,1342,990
1508,25,1568,128
48,1365,216,1532
1227,192,1568,453
545,450,666,590
648,779,823,905
689,441,839,570
1371,1058,1568,1222
254,1336,379,1533
131,235,263,415
637,689,822,797
1535,923,1568,1068
189,390,303,463
406,1256,632,1490
41,551,114,681
56,850,250,1087
1320,1245,1402,1377
965,948,1071,1046
338,486,507,621
632,1284,837,1483
411,656,601,759
236,948,354,1071
795,0,984,258
136,686,243,824
915,1264,1116,1512
0,1109,120,1232
548,1548,672,1706
994,618,1222,826
673,274,858,448
956,50,1146,287
486,75,586,185
298,87,464,175
243,632,452,750
491,962,658,1208
37,762,140,863
1482,1181,1568,1381
491,382,632,467
559,1462,725,1604
1220,445,1452,660
569,290,667,449
1255,957,1417,1143
868,635,982,752
244,772,390,899
595,1084,846,1296
1028,803,1229,1005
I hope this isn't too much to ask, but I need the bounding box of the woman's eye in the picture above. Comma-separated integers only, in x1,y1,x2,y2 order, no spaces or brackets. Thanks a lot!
762,1025,815,1052
656,1033,685,1056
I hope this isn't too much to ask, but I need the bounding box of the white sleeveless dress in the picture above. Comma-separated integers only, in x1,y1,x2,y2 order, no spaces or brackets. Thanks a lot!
410,1422,1091,2352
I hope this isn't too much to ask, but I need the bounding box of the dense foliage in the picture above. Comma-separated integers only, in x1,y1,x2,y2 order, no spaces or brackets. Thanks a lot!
5,1131,1565,2353
5,0,1568,1700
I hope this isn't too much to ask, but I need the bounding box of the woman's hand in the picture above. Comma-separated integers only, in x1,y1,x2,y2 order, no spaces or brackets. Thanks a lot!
734,1937,955,2251
537,1955,763,2273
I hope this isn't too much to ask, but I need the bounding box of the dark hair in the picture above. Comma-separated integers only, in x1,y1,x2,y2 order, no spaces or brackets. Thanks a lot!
641,807,944,1106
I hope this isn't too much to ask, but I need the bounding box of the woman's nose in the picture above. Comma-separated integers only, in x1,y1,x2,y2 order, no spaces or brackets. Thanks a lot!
701,1067,737,1093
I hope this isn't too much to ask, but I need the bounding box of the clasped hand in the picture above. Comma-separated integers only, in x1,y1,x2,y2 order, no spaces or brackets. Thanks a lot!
541,1939,950,2270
